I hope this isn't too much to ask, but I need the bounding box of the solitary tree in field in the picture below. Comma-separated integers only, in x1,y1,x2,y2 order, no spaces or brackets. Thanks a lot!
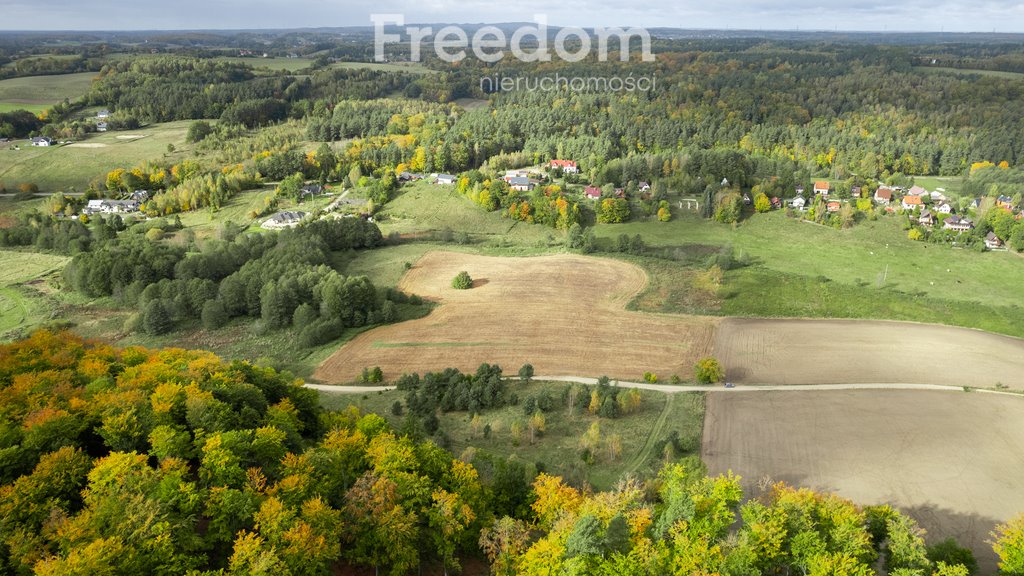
452,271,473,290
519,364,534,383
694,357,724,384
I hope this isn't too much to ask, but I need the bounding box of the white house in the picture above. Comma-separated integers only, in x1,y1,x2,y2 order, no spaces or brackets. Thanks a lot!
96,109,110,119
549,160,579,174
436,174,457,185
943,215,974,232
31,137,53,147
985,232,1005,250
638,181,651,193
814,181,830,196
84,199,140,214
262,211,308,230
96,122,108,132
508,177,534,192
791,196,806,209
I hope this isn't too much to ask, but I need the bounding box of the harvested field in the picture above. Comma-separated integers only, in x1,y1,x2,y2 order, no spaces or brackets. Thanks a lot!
65,143,107,148
715,317,1024,388
703,390,1024,572
314,251,718,383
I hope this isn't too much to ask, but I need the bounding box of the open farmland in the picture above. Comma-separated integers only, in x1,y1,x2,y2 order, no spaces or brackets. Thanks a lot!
314,251,718,383
703,389,1024,572
0,72,96,113
0,250,69,337
714,317,1024,388
0,121,191,191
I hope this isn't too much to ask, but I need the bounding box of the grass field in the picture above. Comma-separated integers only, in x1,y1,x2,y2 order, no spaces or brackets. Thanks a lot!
0,72,96,113
216,57,317,72
172,185,337,241
911,175,963,195
319,382,705,490
603,212,1024,337
0,121,191,191
314,250,717,384
703,389,1024,573
331,61,432,74
0,250,70,337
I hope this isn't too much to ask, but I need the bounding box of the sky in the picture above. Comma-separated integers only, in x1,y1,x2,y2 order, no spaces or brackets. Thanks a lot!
2,0,1024,32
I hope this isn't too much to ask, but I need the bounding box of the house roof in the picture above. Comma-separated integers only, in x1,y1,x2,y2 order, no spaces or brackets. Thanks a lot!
584,186,602,198
550,159,577,168
908,185,927,196
875,188,893,199
814,181,830,190
509,177,531,186
437,174,456,180
903,195,923,205
987,231,1001,241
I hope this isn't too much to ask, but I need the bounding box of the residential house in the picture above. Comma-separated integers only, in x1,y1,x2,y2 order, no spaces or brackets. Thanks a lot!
918,210,935,227
301,183,324,197
901,195,923,210
770,197,782,209
907,185,928,197
261,211,308,230
509,177,534,192
584,186,602,200
850,186,863,198
742,193,752,206
638,182,651,193
504,169,530,182
985,232,1005,250
96,122,108,132
795,184,806,196
874,187,893,205
814,181,830,196
398,172,424,182
435,174,457,185
96,109,110,119
549,159,579,174
614,188,625,198
943,215,974,232
791,196,806,209
934,202,954,215
997,195,1017,211
31,137,53,147
130,190,150,202
826,201,841,213
84,199,140,214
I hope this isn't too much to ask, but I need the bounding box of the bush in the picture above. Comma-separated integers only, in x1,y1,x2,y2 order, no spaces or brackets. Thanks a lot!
141,299,173,335
694,357,724,384
451,271,473,290
643,372,658,384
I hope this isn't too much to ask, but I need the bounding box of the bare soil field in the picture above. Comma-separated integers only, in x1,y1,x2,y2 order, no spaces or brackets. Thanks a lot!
703,390,1024,571
715,317,1024,388
314,251,718,383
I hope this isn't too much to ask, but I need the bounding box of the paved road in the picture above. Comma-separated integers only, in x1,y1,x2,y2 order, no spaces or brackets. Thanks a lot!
306,376,1024,398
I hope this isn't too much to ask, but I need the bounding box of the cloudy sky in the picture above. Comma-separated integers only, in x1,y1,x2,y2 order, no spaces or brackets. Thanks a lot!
2,0,1024,32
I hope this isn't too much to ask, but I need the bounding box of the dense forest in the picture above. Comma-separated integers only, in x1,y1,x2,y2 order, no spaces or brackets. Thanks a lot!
1,331,1024,575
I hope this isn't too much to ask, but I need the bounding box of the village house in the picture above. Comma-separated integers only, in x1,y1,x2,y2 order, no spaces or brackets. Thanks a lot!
130,190,150,202
851,186,863,198
791,196,806,209
301,183,324,197
614,188,625,198
826,201,841,213
771,197,782,209
934,202,954,215
96,122,108,132
907,185,928,197
503,169,530,182
435,174,457,185
96,109,110,119
918,209,935,227
261,211,308,230
814,181,830,196
795,184,806,196
638,182,651,193
398,172,424,182
584,186,602,200
31,137,54,147
874,187,893,205
901,195,923,210
509,177,534,192
943,215,974,232
549,159,579,174
997,195,1017,211
985,232,1005,250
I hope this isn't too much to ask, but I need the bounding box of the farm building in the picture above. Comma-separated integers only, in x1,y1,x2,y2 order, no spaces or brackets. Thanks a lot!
436,174,457,185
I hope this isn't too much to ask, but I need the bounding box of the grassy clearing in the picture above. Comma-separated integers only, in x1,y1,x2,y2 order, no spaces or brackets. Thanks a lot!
379,182,556,252
215,57,316,72
331,61,432,74
599,212,1024,305
318,383,705,491
911,175,963,195
0,72,96,111
0,121,192,192
0,250,70,337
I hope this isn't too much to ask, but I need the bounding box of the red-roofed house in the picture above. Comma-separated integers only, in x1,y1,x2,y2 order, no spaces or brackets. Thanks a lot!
550,160,579,174
874,188,893,205
814,181,831,196
902,195,923,210
827,201,841,213
584,186,602,200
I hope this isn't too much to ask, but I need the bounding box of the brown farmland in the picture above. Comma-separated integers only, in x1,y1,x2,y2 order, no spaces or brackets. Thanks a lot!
313,251,717,383
703,389,1024,571
715,317,1024,388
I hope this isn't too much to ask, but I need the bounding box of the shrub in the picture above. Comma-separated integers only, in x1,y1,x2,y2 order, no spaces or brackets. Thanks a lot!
451,271,473,290
201,300,229,330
